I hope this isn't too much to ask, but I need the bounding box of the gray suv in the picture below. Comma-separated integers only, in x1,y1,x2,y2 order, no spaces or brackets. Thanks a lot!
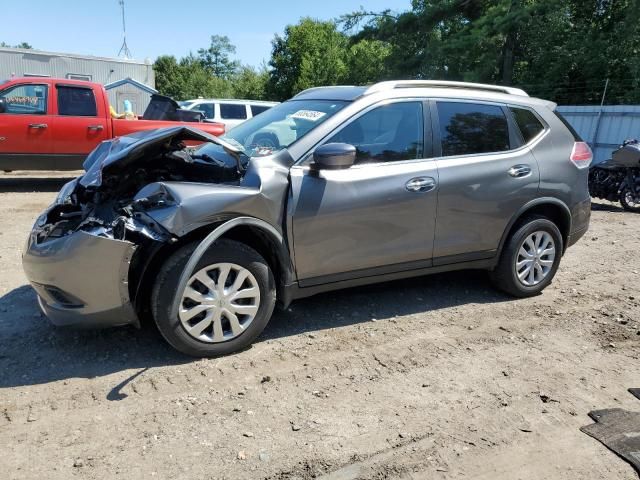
22,80,591,357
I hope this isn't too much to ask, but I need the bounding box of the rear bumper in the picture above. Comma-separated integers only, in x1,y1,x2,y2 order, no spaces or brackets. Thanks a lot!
567,197,591,248
22,230,139,328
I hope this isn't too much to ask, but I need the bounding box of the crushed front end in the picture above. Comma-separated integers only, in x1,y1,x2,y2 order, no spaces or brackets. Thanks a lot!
22,127,246,328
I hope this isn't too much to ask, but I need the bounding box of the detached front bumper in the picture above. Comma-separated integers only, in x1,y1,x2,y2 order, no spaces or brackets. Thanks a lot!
22,229,139,328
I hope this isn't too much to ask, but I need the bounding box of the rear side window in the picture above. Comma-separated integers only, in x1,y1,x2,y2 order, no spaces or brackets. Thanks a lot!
510,107,545,143
250,104,271,116
437,102,510,157
57,86,97,116
554,110,583,141
0,84,47,114
220,103,247,120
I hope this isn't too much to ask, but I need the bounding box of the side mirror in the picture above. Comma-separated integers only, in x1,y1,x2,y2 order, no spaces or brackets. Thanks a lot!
312,143,356,170
0,99,6,114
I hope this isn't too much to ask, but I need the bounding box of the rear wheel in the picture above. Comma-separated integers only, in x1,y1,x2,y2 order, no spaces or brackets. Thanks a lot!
620,187,640,212
151,239,276,357
489,216,563,297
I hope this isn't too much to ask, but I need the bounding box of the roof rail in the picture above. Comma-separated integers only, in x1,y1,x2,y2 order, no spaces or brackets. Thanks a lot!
364,80,529,97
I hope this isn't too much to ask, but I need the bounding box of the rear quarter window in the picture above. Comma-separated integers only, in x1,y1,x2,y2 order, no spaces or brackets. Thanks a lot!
250,104,271,116
553,111,583,141
509,107,545,143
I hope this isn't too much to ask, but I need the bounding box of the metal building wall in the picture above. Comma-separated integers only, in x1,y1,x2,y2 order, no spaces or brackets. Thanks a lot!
556,105,640,164
106,84,152,115
0,48,154,87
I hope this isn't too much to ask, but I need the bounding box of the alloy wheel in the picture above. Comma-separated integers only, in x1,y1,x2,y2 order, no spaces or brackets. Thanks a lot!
178,263,260,343
514,231,556,287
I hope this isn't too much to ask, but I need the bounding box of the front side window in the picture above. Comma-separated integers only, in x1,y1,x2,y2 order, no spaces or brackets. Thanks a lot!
0,84,48,114
437,102,510,157
326,102,424,163
57,86,97,116
220,103,247,120
510,107,545,143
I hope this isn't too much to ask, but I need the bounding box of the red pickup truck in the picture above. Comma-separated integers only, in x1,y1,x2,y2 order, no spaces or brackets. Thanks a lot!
0,78,225,170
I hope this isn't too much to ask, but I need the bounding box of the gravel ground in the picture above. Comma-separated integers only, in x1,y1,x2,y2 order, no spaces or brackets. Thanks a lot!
0,172,639,480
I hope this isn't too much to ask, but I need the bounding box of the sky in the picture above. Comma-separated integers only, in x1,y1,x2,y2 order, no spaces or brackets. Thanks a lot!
3,0,410,67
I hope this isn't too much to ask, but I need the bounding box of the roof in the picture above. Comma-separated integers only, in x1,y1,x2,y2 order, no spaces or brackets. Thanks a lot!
184,98,279,105
104,77,157,94
0,47,151,65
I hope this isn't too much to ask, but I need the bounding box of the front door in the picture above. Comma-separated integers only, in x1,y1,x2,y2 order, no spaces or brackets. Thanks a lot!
0,83,53,169
52,84,109,168
290,100,439,284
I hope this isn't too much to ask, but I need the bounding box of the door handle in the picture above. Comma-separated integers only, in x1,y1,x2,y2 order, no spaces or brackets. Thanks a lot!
87,125,104,131
28,123,48,129
508,165,532,178
405,176,436,193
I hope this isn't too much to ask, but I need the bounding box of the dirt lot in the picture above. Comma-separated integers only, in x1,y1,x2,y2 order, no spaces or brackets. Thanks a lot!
0,171,639,480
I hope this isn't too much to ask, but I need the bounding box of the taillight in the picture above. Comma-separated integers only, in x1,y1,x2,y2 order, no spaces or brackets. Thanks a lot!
570,142,592,168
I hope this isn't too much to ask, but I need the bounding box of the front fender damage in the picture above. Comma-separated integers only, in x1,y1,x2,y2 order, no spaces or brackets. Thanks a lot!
29,127,292,325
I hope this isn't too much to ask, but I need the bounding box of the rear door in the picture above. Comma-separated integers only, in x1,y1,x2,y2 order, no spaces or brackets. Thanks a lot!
290,99,439,283
431,100,540,262
51,84,109,167
0,82,53,168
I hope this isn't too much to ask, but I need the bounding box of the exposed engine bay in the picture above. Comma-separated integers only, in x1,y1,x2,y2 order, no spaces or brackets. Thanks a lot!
33,127,246,245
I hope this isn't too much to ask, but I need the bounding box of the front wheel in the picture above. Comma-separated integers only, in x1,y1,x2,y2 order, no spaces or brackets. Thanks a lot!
489,216,563,297
151,239,276,357
620,187,640,212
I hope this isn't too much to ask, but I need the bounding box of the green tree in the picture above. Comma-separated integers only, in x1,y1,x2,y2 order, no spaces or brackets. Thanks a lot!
342,0,640,104
267,18,349,100
1,41,33,49
344,39,392,85
197,35,240,79
232,65,269,100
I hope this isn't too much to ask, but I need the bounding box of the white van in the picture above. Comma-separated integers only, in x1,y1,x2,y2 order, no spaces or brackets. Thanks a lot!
179,99,279,129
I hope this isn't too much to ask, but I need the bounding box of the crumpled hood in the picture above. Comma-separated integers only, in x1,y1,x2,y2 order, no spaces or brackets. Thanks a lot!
80,126,240,189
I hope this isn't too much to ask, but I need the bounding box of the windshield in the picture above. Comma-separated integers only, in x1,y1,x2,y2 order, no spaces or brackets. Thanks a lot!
219,99,348,157
179,100,195,109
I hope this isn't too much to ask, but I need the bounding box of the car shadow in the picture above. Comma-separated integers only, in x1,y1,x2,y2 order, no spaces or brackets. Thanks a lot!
0,270,511,391
0,176,76,193
590,200,625,213
261,269,510,341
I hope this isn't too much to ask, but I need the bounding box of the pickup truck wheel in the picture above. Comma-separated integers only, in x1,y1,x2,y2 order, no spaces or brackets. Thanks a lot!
489,216,563,298
151,239,276,357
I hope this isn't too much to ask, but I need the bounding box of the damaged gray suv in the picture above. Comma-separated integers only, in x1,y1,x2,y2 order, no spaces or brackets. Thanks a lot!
23,80,591,357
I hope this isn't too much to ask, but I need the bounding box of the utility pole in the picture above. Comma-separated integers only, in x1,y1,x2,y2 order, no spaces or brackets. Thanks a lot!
117,0,133,59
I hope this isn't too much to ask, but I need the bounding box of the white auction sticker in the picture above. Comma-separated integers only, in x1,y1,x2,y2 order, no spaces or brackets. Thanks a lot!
290,110,327,121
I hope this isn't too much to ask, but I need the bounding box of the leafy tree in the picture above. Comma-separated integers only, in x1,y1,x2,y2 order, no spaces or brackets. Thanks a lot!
1,41,33,49
197,35,240,79
267,18,349,100
342,0,640,104
344,39,392,85
232,65,269,100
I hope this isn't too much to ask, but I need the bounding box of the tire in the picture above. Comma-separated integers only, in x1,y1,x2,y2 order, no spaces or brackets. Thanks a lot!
489,215,563,298
620,187,640,213
151,239,276,357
